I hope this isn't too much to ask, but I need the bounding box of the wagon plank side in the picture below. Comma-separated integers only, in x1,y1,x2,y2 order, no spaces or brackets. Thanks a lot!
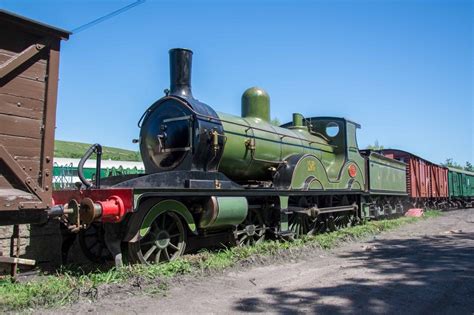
0,10,69,224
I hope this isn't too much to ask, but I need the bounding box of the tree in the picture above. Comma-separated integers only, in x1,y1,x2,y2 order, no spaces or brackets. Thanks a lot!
270,117,281,126
465,161,473,172
441,158,463,170
366,140,384,150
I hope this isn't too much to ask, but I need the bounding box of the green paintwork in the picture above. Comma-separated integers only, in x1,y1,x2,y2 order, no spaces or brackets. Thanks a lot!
200,197,248,229
241,87,270,122
448,167,474,198
218,112,366,192
139,199,197,237
361,202,370,218
53,165,145,184
367,152,407,195
292,113,304,127
53,165,144,189
53,166,144,178
288,154,365,191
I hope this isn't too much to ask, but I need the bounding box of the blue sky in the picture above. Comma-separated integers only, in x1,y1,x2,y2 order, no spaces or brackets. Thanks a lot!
1,0,472,164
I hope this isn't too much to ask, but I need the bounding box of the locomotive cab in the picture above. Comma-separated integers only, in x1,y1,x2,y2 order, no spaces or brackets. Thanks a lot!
308,117,357,178
281,116,365,181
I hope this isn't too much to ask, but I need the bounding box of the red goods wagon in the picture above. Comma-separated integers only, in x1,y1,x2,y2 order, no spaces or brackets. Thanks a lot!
431,165,448,198
379,149,448,200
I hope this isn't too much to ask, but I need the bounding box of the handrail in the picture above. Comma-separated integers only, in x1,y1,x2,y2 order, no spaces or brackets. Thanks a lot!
145,96,336,149
78,143,102,188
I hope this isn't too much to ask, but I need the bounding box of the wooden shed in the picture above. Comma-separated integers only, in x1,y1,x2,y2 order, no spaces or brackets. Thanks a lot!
0,10,70,225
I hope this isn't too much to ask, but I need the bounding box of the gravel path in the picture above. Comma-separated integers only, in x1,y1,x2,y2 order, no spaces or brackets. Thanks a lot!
51,209,474,314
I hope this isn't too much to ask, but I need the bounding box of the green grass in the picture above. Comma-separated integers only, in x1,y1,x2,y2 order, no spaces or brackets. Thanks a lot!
54,140,141,161
0,210,441,311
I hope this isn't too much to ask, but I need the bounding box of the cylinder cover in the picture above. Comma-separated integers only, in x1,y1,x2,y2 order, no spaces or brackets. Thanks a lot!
199,197,248,229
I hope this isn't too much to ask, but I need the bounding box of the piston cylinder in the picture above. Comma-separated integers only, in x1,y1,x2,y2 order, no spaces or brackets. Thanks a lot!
199,197,248,229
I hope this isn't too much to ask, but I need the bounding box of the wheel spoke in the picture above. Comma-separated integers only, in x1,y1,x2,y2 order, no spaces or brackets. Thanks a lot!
143,245,158,261
155,249,162,263
235,209,266,246
89,241,100,250
167,220,177,232
79,223,113,263
148,223,160,239
168,243,179,251
161,214,166,229
163,248,170,261
140,239,156,246
131,208,187,265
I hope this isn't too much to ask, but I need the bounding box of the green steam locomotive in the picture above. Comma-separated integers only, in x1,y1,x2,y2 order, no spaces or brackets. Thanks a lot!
52,49,450,265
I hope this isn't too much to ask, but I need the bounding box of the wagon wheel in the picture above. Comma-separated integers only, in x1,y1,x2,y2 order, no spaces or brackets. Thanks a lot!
128,212,186,264
289,213,319,238
350,214,361,226
333,212,355,229
315,213,345,233
395,201,405,214
326,215,337,232
235,209,266,246
288,197,317,238
78,223,112,263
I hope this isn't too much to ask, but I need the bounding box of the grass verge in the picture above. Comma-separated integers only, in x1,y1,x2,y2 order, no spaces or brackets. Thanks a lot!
0,210,441,311
55,140,141,161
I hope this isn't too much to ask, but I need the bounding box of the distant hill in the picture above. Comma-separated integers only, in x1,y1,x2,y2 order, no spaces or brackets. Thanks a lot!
54,140,141,161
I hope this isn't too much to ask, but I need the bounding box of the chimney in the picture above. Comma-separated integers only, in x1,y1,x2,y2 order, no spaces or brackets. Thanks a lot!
169,48,193,98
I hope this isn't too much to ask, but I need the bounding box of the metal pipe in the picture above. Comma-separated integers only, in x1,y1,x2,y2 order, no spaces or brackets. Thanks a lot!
169,48,193,98
47,204,65,217
95,144,102,188
153,96,337,148
78,143,102,188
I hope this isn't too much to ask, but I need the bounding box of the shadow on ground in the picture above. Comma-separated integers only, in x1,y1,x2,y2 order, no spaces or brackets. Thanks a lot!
233,232,474,314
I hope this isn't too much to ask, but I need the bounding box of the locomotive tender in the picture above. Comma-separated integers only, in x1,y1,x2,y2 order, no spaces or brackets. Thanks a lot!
52,48,414,265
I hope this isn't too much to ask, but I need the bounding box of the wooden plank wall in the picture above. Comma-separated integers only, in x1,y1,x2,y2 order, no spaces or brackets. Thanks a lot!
0,24,46,186
0,20,53,211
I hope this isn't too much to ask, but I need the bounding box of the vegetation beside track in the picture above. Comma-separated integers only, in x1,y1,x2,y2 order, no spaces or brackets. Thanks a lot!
54,140,141,161
0,210,441,311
